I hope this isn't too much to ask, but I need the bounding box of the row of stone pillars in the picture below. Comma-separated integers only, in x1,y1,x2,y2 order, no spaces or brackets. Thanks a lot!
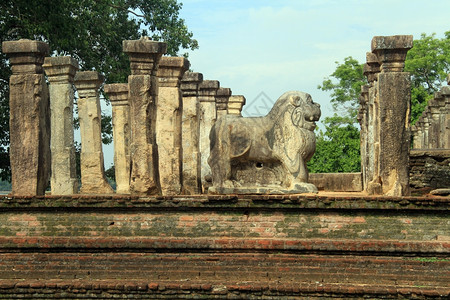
411,75,450,150
358,35,413,196
2,38,246,196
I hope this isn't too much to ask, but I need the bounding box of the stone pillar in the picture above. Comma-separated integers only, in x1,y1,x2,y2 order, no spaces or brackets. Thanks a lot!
363,52,380,193
428,94,443,149
74,71,113,194
156,56,189,195
43,56,79,195
215,87,231,118
227,95,246,116
180,72,203,194
198,80,220,191
104,83,131,194
123,37,167,195
441,80,450,149
2,39,51,195
415,119,424,149
422,113,430,149
359,85,369,189
370,35,413,196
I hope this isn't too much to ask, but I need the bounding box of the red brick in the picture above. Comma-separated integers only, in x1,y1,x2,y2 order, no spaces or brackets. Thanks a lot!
147,282,158,290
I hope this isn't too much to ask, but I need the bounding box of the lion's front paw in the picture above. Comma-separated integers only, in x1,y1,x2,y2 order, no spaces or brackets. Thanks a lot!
289,181,318,193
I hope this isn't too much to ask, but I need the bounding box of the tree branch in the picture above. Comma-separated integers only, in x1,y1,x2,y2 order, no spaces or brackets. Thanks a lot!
93,0,146,18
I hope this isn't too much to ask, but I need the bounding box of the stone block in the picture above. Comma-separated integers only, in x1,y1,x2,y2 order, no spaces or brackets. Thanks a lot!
2,39,49,74
227,95,246,116
123,37,167,75
308,173,363,192
371,35,413,72
215,87,232,114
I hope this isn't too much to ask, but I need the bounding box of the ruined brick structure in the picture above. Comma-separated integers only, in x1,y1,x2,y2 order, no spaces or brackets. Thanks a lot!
0,36,449,298
409,75,450,194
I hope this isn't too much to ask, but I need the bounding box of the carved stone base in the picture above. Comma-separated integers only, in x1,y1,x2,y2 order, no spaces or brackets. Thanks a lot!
209,182,318,195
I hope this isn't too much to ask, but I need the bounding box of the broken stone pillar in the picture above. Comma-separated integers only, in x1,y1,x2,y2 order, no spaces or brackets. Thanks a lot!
2,39,51,195
74,71,113,194
123,38,167,195
43,56,79,195
180,72,203,194
156,56,189,195
104,83,130,194
198,80,220,191
369,35,413,196
227,95,246,116
215,87,231,118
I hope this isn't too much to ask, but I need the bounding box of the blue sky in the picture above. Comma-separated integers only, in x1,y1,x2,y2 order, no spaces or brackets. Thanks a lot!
102,0,450,168
180,0,449,116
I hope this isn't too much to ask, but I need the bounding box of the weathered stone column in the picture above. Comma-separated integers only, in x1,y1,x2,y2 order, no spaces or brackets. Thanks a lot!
411,124,420,149
180,72,203,194
74,71,113,194
215,87,231,118
156,56,189,195
363,52,380,193
415,119,424,148
442,77,450,148
227,95,246,116
123,38,167,195
428,94,444,149
422,113,430,148
198,80,220,191
370,35,413,196
104,83,130,194
43,56,79,195
358,85,369,189
2,39,51,195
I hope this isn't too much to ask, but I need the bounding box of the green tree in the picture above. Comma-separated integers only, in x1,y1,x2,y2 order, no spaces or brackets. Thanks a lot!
405,31,450,123
317,56,366,120
0,0,198,181
308,57,366,173
308,115,361,173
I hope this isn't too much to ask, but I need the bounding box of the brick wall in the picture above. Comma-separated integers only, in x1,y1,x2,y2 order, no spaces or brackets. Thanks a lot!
410,149,450,194
0,194,449,298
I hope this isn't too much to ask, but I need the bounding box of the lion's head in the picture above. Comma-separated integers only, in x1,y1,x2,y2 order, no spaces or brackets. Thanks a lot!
269,91,321,132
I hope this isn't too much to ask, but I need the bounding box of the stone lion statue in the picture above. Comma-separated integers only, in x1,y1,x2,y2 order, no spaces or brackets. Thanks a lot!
208,91,321,194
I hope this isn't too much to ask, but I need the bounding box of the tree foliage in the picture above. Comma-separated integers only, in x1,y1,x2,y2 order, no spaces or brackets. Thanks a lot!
0,0,198,180
310,32,450,173
309,57,366,173
308,115,361,173
317,56,367,120
406,31,450,123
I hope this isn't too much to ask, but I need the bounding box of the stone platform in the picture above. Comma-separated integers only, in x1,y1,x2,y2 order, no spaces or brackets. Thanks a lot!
0,193,449,299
